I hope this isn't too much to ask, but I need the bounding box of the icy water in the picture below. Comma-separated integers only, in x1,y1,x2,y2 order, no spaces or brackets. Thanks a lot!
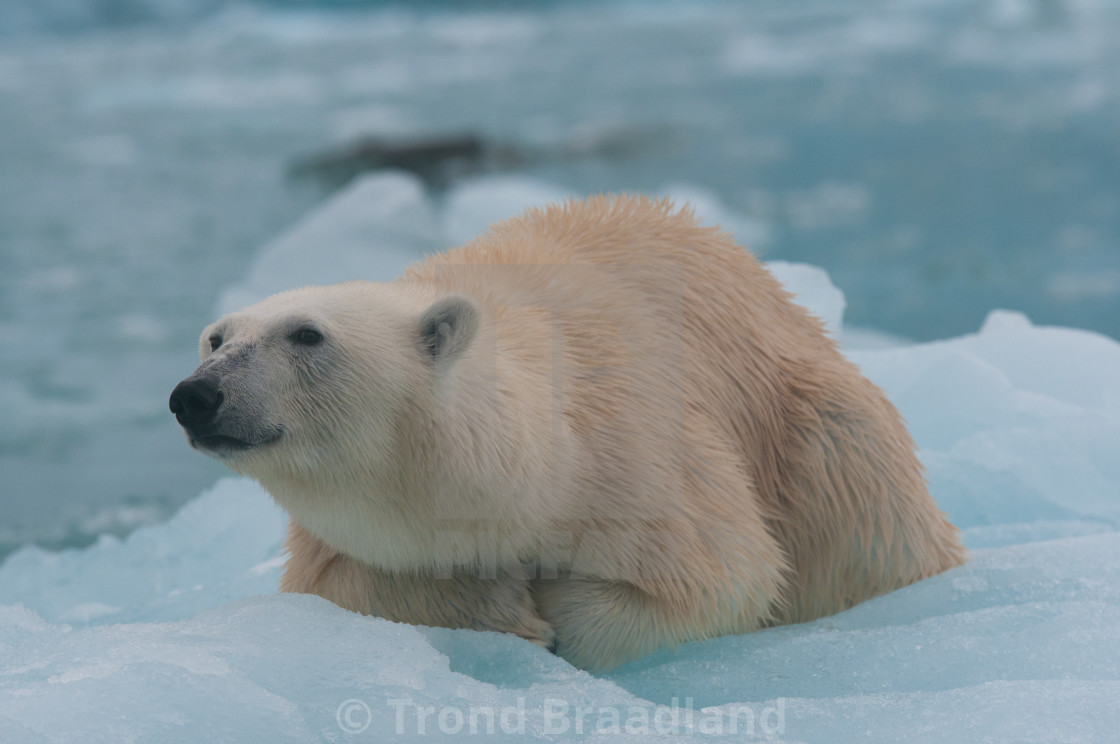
1,0,1119,553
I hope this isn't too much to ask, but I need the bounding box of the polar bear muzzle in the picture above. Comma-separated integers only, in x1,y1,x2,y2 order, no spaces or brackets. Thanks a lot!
170,367,282,456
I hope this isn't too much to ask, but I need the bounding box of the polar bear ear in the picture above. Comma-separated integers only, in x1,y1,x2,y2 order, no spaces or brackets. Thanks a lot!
418,295,480,366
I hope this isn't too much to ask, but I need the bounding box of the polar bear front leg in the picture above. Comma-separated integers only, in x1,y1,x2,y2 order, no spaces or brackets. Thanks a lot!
280,521,556,650
532,577,746,672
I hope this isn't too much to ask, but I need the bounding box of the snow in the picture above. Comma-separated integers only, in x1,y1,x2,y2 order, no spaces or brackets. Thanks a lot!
216,172,440,316
2,173,1119,742
442,176,578,248
766,261,845,339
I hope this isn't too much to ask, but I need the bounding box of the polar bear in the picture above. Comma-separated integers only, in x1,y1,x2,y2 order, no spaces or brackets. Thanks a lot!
170,195,966,671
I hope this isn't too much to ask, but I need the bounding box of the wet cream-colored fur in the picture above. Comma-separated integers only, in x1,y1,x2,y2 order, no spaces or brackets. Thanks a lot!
192,196,966,671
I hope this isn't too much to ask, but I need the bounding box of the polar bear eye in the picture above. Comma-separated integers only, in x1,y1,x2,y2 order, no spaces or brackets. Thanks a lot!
292,328,323,347
208,334,222,352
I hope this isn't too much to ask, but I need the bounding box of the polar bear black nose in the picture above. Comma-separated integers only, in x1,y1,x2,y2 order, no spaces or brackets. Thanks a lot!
169,373,224,428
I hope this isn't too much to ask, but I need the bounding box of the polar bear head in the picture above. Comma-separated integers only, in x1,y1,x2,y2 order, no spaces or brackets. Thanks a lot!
171,282,479,471
169,282,487,565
